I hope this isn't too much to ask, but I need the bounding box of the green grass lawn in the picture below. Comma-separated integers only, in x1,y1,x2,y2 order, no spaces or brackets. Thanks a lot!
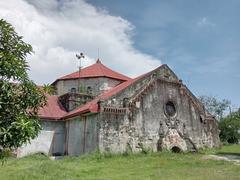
0,145,240,180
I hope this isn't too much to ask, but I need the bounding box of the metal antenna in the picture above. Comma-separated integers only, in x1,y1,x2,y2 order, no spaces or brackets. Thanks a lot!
76,52,85,93
97,48,99,59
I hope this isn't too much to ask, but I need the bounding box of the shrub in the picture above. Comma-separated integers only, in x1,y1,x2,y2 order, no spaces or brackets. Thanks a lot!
219,110,240,144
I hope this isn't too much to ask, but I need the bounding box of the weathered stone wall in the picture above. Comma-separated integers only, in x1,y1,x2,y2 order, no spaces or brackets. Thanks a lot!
17,120,65,157
66,114,98,156
104,66,178,107
55,77,122,96
98,65,220,153
98,113,130,153
134,80,218,152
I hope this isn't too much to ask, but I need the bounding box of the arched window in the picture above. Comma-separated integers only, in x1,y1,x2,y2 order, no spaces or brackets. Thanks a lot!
70,87,76,93
165,101,176,117
87,86,92,95
123,97,129,108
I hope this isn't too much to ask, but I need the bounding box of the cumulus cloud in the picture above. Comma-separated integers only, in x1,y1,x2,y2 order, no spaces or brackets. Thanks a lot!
0,0,161,84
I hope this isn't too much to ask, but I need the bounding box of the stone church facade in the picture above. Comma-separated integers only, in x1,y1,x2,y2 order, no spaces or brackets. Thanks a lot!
17,60,220,157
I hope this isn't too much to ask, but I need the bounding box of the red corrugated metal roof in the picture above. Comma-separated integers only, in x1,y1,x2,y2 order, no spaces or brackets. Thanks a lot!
54,59,131,83
63,80,135,119
38,94,67,120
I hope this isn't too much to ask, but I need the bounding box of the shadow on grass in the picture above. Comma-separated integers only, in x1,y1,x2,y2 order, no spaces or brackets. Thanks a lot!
216,152,240,156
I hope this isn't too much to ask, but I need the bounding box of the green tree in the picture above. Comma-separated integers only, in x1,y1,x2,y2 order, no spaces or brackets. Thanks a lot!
198,96,231,120
219,110,240,144
0,19,47,160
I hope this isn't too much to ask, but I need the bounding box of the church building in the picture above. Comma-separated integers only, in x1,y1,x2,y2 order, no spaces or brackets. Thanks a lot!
17,60,220,157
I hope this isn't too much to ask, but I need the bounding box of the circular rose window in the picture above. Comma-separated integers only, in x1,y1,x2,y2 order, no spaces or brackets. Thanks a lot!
165,101,176,117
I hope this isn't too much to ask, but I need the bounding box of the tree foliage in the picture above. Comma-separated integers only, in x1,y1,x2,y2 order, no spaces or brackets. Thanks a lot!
0,19,47,158
198,95,231,120
219,110,240,144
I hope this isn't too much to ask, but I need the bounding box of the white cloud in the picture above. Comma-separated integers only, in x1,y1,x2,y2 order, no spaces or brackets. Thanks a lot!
197,17,216,27
0,0,161,84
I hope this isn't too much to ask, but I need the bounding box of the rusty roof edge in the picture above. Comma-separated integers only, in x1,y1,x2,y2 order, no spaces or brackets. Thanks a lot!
62,109,91,120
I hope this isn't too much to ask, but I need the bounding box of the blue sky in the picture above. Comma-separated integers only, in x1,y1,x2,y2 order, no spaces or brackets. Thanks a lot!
88,0,240,107
0,0,239,108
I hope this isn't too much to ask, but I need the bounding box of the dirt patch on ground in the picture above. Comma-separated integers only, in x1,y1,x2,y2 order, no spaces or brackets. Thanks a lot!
203,154,240,165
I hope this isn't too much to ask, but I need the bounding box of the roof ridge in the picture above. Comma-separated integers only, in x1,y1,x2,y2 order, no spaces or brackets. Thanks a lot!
52,61,131,85
97,61,105,76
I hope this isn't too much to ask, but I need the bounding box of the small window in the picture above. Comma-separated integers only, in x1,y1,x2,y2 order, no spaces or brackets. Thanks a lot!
87,86,92,95
71,88,76,93
123,98,129,108
165,101,176,117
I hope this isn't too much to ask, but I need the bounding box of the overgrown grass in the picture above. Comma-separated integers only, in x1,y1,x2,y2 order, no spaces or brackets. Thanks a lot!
0,145,240,180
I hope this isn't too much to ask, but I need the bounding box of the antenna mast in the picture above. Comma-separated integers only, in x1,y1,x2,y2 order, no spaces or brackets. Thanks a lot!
98,48,99,59
76,52,85,93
